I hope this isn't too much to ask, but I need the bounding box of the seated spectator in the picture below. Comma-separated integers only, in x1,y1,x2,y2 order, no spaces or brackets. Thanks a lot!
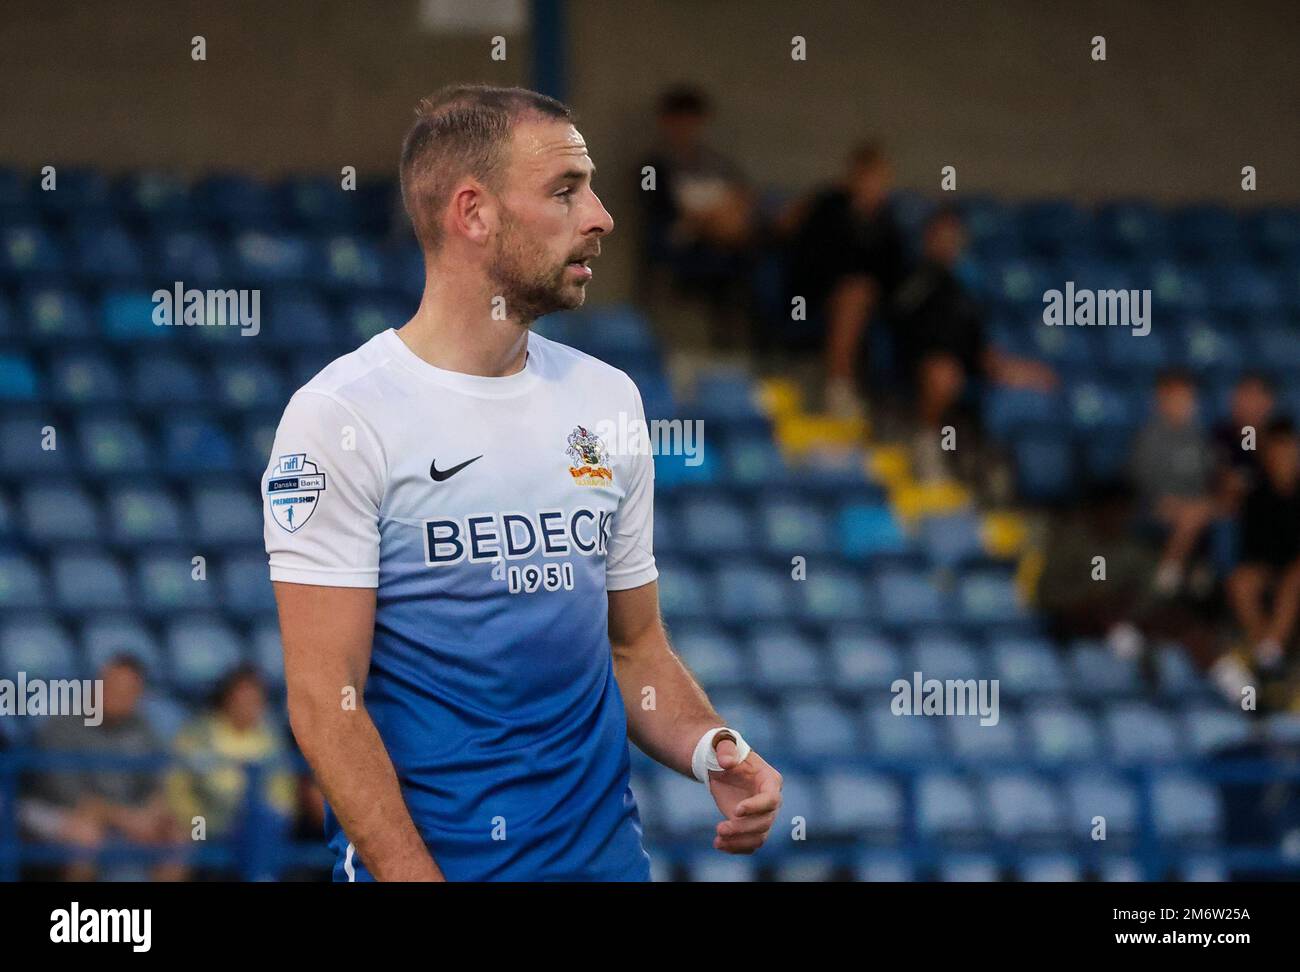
640,85,757,342
1214,371,1278,508
890,207,1056,481
20,655,184,881
1226,418,1300,671
782,142,906,417
166,665,295,875
1128,369,1217,595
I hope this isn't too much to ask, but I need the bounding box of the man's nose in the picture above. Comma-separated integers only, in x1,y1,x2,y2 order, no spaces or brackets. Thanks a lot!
585,192,614,236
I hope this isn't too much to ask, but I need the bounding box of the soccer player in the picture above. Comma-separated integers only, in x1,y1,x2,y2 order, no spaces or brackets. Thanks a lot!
263,84,781,881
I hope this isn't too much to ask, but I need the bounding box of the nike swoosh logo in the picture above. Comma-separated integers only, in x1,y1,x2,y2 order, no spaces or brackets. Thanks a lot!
429,455,482,482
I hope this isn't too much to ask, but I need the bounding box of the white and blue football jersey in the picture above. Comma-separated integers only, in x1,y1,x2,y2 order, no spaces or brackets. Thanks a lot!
263,327,656,880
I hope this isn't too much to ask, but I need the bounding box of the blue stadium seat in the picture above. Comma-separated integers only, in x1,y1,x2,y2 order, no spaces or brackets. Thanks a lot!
1151,774,1222,844
1096,201,1170,257
82,615,164,675
149,229,225,281
1067,379,1140,433
1249,207,1300,262
772,855,838,882
864,701,945,759
1249,319,1300,371
957,568,1026,625
1149,259,1209,313
1064,771,1138,840
241,417,279,478
163,419,235,473
321,234,385,291
1,417,72,477
129,353,210,408
51,552,133,612
21,481,100,544
920,513,985,569
164,616,245,696
875,568,946,626
825,628,901,692
1012,435,1076,503
751,627,824,690
948,713,1022,762
1025,705,1102,762
0,554,44,609
916,773,984,843
1178,856,1227,881
854,853,916,882
35,168,111,217
713,565,789,623
106,486,184,546
671,625,748,689
655,560,710,622
1068,641,1141,698
192,486,263,547
223,550,276,618
115,171,194,226
20,286,93,342
1018,855,1082,882
723,436,790,487
783,696,858,755
823,770,904,839
758,498,831,557
231,230,315,285
101,290,168,342
984,773,1067,843
1103,702,1182,764
990,636,1068,699
1182,706,1253,756
71,224,145,283
0,353,39,401
136,551,216,613
683,854,759,883
277,176,360,232
1213,263,1282,315
909,633,981,681
194,174,279,231
49,353,123,406
1018,200,1096,259
678,495,750,557
78,417,154,476
249,619,285,690
213,359,289,411
1,225,66,279
1154,642,1215,700
1099,858,1145,882
1177,315,1245,373
939,854,1000,882
798,567,875,624
262,289,338,348
0,617,78,680
1172,205,1242,261
838,503,907,559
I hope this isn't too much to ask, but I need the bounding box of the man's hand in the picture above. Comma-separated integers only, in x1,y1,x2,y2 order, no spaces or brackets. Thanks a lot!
707,743,782,854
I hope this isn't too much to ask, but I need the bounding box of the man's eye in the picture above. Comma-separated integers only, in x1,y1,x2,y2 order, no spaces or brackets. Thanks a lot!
555,187,573,198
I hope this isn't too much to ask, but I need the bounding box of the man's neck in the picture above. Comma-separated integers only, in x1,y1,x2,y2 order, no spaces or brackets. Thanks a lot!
397,272,531,378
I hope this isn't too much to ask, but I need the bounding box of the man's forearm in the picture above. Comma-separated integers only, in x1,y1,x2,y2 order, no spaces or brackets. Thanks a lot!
291,699,443,881
613,633,727,778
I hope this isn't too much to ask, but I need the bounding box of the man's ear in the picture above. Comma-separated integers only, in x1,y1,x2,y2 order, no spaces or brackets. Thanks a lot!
450,181,495,246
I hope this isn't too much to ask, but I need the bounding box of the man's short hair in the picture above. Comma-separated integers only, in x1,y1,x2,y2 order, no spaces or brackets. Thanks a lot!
399,84,573,252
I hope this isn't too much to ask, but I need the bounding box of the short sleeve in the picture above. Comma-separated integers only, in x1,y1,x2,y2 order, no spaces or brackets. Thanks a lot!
605,378,659,591
263,390,384,588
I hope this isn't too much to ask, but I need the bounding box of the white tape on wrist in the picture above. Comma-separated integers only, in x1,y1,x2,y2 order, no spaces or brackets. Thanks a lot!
692,727,751,783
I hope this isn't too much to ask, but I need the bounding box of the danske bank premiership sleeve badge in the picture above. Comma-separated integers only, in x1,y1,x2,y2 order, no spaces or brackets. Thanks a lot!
266,453,327,532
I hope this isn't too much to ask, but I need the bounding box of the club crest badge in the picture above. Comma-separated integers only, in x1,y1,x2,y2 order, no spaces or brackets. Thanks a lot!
266,453,326,532
565,426,613,486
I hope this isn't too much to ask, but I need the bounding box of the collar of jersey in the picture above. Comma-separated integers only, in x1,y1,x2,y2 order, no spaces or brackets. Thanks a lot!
383,327,541,399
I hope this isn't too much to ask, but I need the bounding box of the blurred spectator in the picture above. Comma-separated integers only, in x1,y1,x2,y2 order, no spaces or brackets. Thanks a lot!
889,207,1056,481
782,142,906,417
1214,372,1278,508
166,665,295,874
20,655,184,881
1128,369,1217,595
1226,418,1300,672
640,85,757,343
